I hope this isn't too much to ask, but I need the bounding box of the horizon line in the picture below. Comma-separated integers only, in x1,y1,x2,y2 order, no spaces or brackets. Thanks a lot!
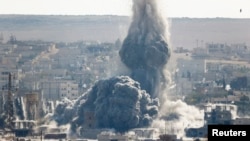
0,14,249,19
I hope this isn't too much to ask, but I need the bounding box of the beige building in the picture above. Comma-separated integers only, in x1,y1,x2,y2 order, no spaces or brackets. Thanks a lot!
97,132,137,141
41,79,79,101
59,81,79,100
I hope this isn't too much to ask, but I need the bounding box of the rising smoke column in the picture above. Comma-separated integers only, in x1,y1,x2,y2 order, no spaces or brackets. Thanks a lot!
119,0,170,97
51,0,171,135
119,0,205,137
48,0,206,137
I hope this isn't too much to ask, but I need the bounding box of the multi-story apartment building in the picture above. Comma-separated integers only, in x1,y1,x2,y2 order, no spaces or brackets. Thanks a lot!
59,81,79,100
41,80,79,101
41,80,61,101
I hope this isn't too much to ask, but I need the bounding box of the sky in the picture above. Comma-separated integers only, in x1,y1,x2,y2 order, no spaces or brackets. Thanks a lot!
0,0,249,18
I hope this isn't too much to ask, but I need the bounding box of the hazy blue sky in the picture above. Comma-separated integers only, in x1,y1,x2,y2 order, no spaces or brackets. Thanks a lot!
0,0,249,18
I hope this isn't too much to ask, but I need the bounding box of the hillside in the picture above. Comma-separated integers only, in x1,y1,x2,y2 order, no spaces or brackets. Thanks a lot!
0,15,249,49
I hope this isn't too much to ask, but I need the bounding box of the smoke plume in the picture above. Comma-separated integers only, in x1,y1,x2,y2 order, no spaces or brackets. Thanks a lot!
72,76,159,133
151,99,204,137
53,98,75,126
50,0,170,134
119,0,170,97
50,0,204,137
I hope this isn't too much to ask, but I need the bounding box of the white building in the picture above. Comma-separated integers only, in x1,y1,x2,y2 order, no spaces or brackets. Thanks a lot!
177,58,205,79
59,81,79,100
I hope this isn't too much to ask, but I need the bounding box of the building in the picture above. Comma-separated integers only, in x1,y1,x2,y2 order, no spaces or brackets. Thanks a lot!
0,69,21,91
23,93,39,120
205,60,250,73
177,58,205,80
185,103,238,138
97,131,137,141
41,80,79,101
41,80,61,101
83,110,96,129
233,118,250,125
204,104,237,125
59,81,79,100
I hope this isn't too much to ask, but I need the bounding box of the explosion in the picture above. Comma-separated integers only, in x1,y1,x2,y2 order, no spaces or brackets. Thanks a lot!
52,76,159,133
73,76,159,133
119,0,170,97
51,0,171,134
51,0,203,137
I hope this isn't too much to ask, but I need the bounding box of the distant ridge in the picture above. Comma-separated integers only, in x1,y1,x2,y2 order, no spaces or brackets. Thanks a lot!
0,15,249,48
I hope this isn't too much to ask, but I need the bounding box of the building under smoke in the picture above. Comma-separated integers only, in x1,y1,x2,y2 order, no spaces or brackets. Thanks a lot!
53,76,159,133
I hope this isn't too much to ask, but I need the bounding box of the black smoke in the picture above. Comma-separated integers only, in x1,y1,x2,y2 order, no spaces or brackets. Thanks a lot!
119,0,170,97
51,0,170,134
70,76,159,133
53,98,75,126
52,76,159,133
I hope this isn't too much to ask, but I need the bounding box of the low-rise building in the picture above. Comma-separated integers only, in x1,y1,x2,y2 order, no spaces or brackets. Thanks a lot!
97,131,137,141
233,118,250,125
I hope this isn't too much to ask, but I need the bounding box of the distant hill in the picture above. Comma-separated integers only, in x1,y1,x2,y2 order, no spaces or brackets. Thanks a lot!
0,15,130,43
0,15,249,49
169,18,250,49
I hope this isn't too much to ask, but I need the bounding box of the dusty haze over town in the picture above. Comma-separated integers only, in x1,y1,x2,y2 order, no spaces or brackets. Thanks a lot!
1,1,250,140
